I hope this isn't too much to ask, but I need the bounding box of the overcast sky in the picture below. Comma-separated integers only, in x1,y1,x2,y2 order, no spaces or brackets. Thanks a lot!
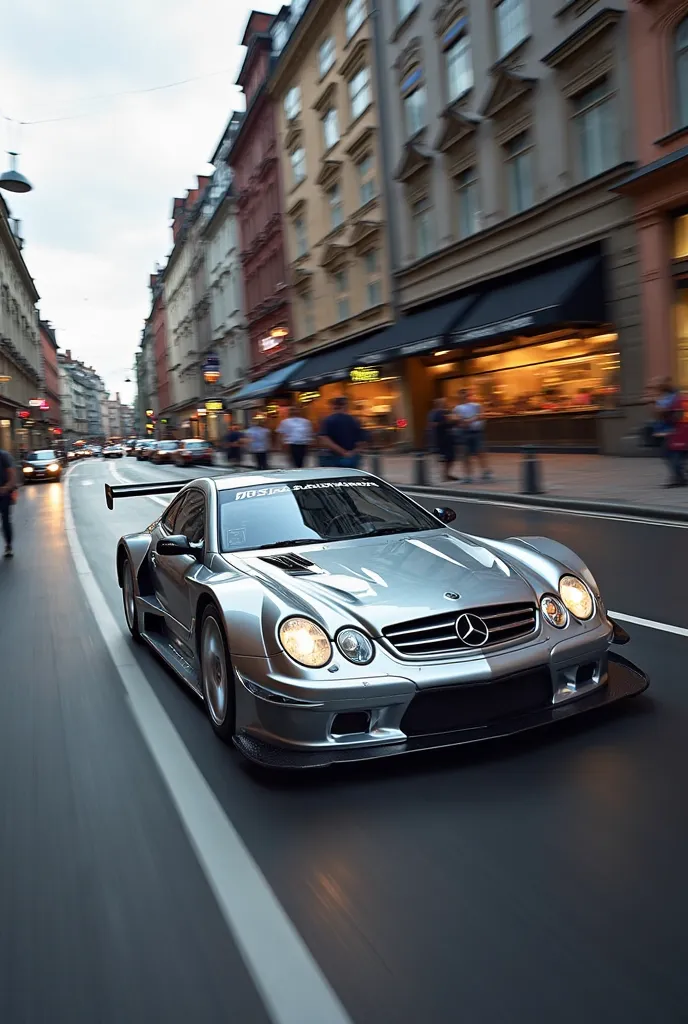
1,0,281,406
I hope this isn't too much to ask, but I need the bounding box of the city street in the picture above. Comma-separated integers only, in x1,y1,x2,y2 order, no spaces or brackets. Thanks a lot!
1,457,687,1024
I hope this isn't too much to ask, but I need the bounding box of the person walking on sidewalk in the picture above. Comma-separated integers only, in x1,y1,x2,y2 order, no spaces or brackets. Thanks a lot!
277,404,314,469
224,421,244,470
243,416,272,471
318,396,366,468
428,397,456,482
454,389,492,483
657,382,687,487
0,447,17,558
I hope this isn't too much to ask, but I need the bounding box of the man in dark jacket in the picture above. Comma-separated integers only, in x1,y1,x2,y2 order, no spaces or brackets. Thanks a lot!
0,448,17,557
318,396,366,468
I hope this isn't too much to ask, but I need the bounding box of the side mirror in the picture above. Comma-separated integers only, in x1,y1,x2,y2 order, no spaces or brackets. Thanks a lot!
433,507,456,525
156,534,193,557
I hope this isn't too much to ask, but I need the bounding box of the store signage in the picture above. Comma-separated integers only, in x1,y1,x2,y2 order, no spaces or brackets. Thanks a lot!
399,338,440,357
299,391,320,403
197,408,207,416
452,314,536,344
29,399,43,407
40,400,50,411
396,419,408,429
205,401,223,411
350,366,380,383
260,326,289,354
17,410,30,419
146,409,155,417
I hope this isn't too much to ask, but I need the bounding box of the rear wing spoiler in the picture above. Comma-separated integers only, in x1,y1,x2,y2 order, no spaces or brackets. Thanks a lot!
105,480,193,510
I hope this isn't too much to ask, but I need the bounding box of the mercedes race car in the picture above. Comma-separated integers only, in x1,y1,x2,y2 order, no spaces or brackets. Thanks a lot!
106,468,649,769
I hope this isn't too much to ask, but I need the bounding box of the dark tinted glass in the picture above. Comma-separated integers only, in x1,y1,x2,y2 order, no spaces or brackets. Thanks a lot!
161,495,184,533
176,490,205,544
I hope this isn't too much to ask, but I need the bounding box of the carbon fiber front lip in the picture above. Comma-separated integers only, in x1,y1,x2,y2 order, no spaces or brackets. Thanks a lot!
232,653,649,770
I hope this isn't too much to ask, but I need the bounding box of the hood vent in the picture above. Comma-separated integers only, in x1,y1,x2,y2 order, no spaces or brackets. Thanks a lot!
259,552,319,575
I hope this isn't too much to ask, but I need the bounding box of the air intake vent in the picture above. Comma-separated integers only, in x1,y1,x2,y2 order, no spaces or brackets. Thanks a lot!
259,553,318,575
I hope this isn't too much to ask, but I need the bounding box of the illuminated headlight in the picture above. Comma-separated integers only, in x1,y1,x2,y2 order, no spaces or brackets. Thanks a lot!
559,575,594,621
23,466,33,474
48,463,59,472
540,595,568,628
279,617,332,668
67,452,75,459
336,627,374,665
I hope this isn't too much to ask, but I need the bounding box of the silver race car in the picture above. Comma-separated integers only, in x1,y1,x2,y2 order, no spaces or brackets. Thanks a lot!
106,469,648,768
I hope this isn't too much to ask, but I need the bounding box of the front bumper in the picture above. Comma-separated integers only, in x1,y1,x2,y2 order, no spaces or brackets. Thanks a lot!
233,653,649,769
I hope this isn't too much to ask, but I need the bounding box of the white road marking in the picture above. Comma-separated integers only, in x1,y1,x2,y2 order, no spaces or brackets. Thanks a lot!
109,463,168,506
608,610,688,639
405,488,688,530
63,471,353,1024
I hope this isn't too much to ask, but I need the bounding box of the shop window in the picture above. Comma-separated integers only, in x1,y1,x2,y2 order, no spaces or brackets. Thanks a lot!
455,167,480,239
676,18,688,128
349,66,371,121
334,270,350,321
504,131,533,214
402,68,426,137
346,0,367,40
323,108,340,151
412,196,434,258
675,215,688,259
572,79,618,180
444,19,473,102
294,217,308,258
357,153,376,205
290,147,306,185
319,36,336,77
284,86,301,122
363,249,382,307
495,0,528,59
328,183,344,229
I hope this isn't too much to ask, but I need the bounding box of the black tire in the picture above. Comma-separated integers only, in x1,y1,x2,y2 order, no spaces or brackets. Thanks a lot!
122,557,141,641
199,605,236,743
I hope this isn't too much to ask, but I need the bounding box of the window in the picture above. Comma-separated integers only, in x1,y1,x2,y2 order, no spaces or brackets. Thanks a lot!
677,19,688,127
349,67,371,120
290,147,306,185
161,495,185,533
335,270,350,321
319,36,335,76
284,86,301,122
273,21,288,54
456,167,480,238
505,132,533,214
346,0,366,40
176,491,205,546
572,80,618,180
412,197,433,258
323,108,340,150
363,250,382,307
294,217,308,258
397,0,417,22
444,21,473,101
302,291,315,336
401,69,426,136
495,0,528,59
357,154,376,205
328,183,344,229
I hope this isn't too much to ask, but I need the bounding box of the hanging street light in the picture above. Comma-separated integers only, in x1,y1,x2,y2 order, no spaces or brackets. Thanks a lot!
202,353,221,385
0,152,33,194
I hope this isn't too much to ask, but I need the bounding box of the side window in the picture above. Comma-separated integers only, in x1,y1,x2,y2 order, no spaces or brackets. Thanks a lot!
161,495,185,534
175,491,206,546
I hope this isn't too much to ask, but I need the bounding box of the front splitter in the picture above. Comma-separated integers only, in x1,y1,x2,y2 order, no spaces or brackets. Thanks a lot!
233,653,649,770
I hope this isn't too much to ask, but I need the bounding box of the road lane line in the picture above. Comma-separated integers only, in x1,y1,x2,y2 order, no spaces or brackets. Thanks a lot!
109,463,168,505
64,473,353,1024
608,611,688,638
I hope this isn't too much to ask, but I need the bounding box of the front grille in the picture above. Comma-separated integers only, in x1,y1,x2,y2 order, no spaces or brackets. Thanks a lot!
382,602,537,659
400,667,553,736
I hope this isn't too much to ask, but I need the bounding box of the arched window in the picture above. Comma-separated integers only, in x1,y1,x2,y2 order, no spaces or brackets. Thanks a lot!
676,16,688,127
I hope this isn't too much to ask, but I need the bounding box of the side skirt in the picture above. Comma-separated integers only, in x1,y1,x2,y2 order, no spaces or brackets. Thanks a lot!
141,630,203,698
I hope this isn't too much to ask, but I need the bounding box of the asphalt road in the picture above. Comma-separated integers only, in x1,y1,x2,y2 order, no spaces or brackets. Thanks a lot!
1,455,687,1024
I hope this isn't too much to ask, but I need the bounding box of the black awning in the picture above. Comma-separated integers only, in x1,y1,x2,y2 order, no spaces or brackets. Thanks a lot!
289,293,477,389
231,359,307,404
450,254,606,346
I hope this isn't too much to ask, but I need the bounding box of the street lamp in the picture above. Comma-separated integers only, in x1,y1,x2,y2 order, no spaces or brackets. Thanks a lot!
0,152,33,194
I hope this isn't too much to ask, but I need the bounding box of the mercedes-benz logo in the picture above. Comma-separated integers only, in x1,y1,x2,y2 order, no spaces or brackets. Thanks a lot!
455,612,490,647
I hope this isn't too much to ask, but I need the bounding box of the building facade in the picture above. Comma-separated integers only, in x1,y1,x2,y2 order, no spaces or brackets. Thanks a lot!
266,0,395,431
150,270,171,430
58,352,95,440
39,320,62,444
365,0,642,451
0,200,42,453
230,11,293,386
616,0,688,391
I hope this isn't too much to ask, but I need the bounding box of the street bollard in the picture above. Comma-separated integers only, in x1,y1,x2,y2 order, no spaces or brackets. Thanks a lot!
521,445,543,495
414,450,427,487
370,449,382,477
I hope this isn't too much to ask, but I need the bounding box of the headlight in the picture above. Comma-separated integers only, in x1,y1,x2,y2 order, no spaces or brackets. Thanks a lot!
23,466,33,474
559,575,594,620
48,463,59,472
279,617,332,668
540,595,568,628
336,627,374,665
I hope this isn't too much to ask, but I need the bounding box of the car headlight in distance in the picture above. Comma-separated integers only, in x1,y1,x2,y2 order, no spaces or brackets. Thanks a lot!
559,575,594,621
279,617,332,668
23,466,33,474
540,595,568,628
336,627,374,665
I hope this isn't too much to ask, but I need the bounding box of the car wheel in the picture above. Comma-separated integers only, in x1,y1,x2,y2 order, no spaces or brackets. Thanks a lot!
200,606,235,743
122,557,141,641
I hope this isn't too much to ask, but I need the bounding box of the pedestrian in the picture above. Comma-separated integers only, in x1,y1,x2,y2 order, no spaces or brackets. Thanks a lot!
656,381,686,487
224,421,244,470
243,415,272,471
0,447,17,558
428,397,456,482
318,396,367,468
277,403,314,469
454,388,492,483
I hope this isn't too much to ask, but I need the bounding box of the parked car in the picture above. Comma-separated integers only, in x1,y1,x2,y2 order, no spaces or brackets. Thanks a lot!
174,439,214,468
21,449,63,483
150,440,181,465
136,441,156,461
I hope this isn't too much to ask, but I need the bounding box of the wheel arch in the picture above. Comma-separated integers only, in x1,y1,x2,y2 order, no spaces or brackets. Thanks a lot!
194,593,228,658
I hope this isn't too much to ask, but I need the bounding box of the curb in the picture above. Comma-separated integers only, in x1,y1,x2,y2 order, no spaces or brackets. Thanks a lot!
394,482,688,524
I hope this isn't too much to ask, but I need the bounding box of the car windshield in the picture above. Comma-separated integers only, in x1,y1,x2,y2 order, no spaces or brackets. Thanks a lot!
159,441,177,450
186,441,205,448
28,450,57,461
218,477,440,553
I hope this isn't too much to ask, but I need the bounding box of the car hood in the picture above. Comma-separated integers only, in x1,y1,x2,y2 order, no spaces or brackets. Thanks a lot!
237,530,535,635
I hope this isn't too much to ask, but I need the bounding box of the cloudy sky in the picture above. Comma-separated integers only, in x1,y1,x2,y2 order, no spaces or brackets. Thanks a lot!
1,0,281,406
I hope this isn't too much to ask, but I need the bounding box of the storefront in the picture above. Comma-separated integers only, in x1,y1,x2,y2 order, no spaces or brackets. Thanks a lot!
230,359,306,426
